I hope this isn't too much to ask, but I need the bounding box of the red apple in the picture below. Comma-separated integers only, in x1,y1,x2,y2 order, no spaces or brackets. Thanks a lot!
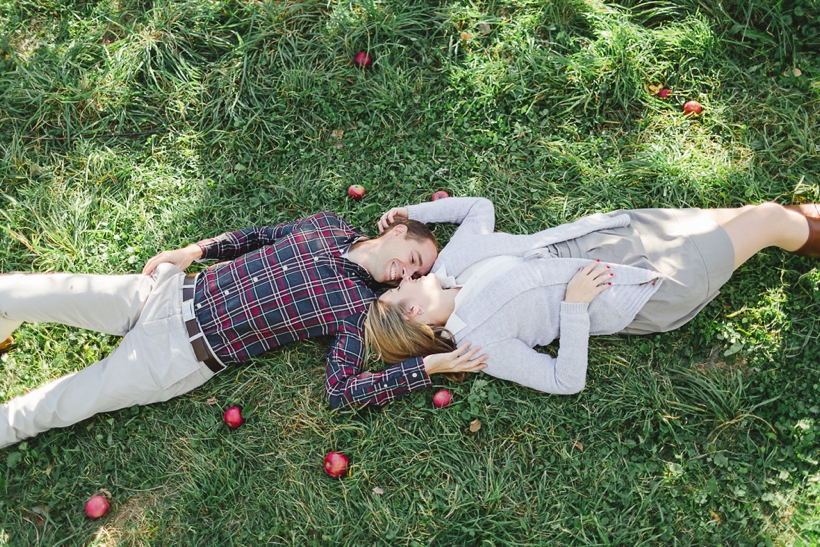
85,495,110,519
354,51,372,68
224,406,243,429
683,100,702,115
324,451,349,478
657,88,671,98
433,389,452,408
347,184,366,200
431,191,449,201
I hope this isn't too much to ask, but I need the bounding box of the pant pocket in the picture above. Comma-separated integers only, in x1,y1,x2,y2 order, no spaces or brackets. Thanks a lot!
135,316,201,389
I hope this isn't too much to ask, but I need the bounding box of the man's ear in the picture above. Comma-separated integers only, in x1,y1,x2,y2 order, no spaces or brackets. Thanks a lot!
389,223,408,238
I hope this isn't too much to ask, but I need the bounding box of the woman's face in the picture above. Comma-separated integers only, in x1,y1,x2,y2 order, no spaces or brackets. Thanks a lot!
379,273,444,321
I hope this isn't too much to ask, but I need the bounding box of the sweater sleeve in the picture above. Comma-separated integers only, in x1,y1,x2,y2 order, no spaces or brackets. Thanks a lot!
477,302,591,395
405,197,495,235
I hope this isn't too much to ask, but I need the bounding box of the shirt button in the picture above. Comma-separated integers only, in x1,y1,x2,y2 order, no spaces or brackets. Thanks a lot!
412,373,417,378
283,266,288,271
224,289,230,295
196,303,202,309
253,277,258,282
314,257,319,261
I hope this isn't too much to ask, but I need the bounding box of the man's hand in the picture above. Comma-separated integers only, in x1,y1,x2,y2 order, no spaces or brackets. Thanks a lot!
142,244,203,275
377,207,409,233
564,260,612,303
423,342,488,375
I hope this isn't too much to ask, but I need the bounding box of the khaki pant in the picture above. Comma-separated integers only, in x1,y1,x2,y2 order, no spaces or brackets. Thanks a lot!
0,263,215,448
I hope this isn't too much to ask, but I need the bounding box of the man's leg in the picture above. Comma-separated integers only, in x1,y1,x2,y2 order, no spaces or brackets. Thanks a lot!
0,271,157,340
0,265,212,448
0,340,214,447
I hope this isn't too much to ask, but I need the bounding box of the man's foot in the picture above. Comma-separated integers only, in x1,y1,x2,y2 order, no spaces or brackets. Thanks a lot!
786,204,820,258
0,336,12,355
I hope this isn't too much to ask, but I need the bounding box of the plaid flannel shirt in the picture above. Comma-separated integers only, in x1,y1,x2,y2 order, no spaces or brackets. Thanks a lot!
192,211,431,408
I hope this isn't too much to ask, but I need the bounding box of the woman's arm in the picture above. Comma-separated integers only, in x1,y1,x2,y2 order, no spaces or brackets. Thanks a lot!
406,197,495,235
475,261,612,394
479,302,591,395
377,197,495,236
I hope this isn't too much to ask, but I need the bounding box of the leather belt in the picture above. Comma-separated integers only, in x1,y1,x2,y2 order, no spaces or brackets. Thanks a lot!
182,273,226,374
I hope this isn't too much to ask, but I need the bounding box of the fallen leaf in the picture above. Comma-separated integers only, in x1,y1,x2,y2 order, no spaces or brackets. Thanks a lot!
333,142,343,149
331,129,344,139
372,487,384,495
793,67,802,77
573,440,584,451
645,83,662,95
479,23,491,35
460,32,472,41
206,397,218,406
469,419,482,432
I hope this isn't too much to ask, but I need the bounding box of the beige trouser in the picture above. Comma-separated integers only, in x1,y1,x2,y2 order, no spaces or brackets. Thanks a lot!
0,263,215,449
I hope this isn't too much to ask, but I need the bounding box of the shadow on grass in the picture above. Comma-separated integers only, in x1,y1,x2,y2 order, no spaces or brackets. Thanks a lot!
1,0,819,545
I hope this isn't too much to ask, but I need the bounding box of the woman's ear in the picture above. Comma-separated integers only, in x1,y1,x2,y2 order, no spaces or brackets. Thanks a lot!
402,305,424,320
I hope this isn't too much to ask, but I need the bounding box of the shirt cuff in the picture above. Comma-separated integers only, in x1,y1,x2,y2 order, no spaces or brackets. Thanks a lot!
397,357,431,391
561,301,590,315
196,240,217,260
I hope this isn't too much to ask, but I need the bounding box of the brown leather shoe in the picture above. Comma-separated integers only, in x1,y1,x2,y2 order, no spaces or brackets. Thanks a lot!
0,336,12,355
785,204,820,258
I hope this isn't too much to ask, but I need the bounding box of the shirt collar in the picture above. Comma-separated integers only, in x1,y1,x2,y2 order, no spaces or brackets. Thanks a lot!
340,235,396,293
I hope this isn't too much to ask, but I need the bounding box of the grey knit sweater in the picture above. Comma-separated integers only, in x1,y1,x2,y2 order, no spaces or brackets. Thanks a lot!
406,197,663,395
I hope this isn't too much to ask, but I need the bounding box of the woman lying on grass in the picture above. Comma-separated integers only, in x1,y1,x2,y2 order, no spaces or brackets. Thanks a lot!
364,197,819,394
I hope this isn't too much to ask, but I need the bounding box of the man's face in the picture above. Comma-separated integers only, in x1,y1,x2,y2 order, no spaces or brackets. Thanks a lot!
371,227,438,285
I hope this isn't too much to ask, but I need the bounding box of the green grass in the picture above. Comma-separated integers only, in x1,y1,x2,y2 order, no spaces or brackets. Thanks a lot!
1,0,820,544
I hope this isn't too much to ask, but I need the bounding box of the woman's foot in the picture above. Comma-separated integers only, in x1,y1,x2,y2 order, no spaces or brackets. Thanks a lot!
786,204,820,258
0,336,12,355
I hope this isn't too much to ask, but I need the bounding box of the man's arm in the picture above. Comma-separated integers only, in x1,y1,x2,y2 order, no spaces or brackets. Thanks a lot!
142,219,301,275
325,314,487,409
141,244,202,275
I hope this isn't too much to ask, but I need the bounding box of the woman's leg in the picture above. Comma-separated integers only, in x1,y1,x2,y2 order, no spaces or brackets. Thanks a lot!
701,203,810,269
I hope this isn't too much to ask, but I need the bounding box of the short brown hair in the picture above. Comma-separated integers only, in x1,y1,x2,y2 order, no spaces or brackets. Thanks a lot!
364,299,465,382
377,219,437,248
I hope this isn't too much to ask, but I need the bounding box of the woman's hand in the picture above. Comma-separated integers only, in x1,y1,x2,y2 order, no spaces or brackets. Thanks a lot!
377,207,409,233
423,342,488,375
142,244,203,275
564,261,613,303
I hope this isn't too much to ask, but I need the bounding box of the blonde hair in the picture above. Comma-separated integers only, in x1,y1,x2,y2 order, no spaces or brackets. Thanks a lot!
364,299,466,382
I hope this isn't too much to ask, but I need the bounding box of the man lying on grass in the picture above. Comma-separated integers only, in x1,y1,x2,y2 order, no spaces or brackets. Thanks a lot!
0,211,485,449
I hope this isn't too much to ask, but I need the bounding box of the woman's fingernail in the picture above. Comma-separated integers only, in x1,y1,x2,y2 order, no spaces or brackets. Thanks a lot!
606,265,610,269
608,282,612,285
596,259,600,262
